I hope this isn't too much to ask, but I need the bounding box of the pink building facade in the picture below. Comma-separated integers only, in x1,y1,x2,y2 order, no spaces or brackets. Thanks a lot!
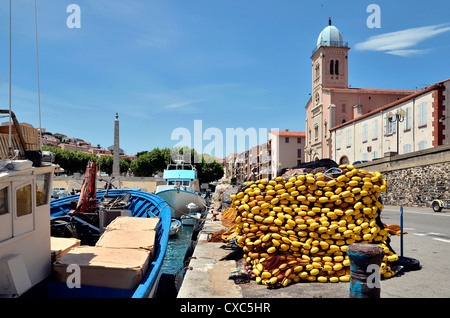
305,21,415,162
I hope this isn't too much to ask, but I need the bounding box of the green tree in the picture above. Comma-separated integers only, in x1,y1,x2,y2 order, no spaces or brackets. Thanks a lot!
98,155,113,175
196,156,224,184
130,148,167,177
42,146,97,174
120,157,131,174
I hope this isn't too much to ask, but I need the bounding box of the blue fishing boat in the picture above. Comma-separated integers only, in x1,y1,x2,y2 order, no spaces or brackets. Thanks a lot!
47,188,171,298
155,160,207,219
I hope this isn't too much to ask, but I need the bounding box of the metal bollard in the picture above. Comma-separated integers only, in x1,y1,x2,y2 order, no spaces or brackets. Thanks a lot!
347,243,385,298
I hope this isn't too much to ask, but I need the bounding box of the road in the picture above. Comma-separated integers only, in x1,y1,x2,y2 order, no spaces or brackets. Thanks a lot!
239,205,450,298
379,205,450,297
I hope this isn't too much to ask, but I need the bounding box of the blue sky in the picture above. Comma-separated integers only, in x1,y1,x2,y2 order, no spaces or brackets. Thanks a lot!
0,0,449,157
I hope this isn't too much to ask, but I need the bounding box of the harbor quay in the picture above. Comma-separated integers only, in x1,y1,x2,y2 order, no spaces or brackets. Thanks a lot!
175,201,449,299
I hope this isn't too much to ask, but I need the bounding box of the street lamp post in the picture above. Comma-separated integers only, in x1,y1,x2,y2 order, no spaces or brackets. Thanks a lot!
388,109,406,154
305,147,319,162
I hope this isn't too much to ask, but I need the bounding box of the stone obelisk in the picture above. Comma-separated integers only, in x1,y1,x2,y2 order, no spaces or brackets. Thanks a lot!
112,113,120,177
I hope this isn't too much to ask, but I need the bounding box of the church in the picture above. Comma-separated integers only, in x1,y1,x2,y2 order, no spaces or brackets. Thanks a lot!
304,20,417,162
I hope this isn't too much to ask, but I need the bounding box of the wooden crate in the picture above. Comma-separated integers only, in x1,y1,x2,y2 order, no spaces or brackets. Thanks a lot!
0,134,25,159
0,125,39,151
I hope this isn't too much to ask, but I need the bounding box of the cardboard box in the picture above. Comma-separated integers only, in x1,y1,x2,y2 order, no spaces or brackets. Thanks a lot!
95,229,156,254
53,246,150,290
51,237,81,262
106,216,160,232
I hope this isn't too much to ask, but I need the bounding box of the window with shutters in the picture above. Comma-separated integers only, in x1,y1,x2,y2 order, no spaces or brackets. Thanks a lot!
362,124,368,143
418,140,427,150
418,102,427,127
385,116,396,135
372,120,378,140
403,144,412,154
404,107,411,131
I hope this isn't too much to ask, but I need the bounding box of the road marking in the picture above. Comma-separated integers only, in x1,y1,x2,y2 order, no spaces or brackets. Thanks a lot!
383,207,450,217
413,232,450,243
432,238,450,243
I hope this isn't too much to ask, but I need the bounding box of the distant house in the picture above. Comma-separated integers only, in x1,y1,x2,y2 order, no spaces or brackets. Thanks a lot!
40,134,60,147
59,142,90,153
88,147,112,156
108,145,125,155
53,133,67,141
269,130,306,178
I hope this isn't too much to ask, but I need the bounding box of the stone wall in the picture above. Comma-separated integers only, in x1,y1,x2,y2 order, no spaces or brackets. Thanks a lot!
356,144,450,207
380,162,450,207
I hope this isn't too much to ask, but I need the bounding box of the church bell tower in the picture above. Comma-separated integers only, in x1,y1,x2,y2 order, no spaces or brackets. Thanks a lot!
311,19,350,108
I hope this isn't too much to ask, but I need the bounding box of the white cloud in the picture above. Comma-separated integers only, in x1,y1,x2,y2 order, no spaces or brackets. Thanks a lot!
354,24,450,56
385,49,431,57
164,99,204,112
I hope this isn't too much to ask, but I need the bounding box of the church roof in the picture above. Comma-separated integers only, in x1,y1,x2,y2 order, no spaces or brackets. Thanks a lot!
317,25,344,47
313,20,348,55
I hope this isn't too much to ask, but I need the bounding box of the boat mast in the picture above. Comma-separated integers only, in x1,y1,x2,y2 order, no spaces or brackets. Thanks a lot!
34,0,42,150
8,0,12,157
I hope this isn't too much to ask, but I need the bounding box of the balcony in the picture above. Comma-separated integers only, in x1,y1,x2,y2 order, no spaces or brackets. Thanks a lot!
312,41,348,55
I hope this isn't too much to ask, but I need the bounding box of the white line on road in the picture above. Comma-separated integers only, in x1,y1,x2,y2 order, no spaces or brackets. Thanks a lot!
384,207,450,217
413,232,450,243
432,238,450,243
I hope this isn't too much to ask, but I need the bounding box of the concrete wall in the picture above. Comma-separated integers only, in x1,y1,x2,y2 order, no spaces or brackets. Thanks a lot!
53,176,165,194
355,144,450,207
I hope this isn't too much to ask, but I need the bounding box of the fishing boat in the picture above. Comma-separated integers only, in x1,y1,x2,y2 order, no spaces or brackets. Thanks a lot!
0,157,170,299
46,162,171,298
155,159,207,219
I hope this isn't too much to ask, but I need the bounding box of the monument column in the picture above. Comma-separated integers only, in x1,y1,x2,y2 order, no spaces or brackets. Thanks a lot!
112,113,120,177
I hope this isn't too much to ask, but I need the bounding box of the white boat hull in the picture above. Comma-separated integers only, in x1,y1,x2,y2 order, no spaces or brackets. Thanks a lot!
156,188,206,219
181,213,201,226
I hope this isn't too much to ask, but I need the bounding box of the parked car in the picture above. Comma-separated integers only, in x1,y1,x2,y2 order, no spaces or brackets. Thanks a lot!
352,160,369,165
51,187,70,199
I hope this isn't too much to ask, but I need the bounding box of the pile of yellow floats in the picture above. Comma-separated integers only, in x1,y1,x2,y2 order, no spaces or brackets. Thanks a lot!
230,164,399,288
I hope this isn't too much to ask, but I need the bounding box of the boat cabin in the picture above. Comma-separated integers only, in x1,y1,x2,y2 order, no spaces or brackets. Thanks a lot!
161,160,200,192
0,161,56,297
